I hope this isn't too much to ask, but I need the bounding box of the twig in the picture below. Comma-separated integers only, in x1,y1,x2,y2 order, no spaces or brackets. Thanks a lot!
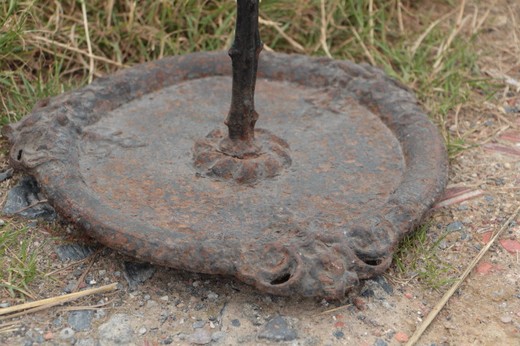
12,199,48,215
59,298,113,312
433,1,470,73
259,17,305,52
45,256,91,277
319,0,332,58
0,283,118,319
29,35,125,67
80,0,95,83
396,0,404,34
351,27,376,65
368,0,374,46
318,304,353,315
453,103,462,138
73,250,100,292
406,206,520,346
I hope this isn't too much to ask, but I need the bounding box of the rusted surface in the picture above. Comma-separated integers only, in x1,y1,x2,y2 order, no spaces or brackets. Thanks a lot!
4,51,448,299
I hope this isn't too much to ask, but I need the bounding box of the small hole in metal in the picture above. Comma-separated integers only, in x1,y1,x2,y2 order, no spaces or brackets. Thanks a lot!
359,257,382,266
270,272,291,285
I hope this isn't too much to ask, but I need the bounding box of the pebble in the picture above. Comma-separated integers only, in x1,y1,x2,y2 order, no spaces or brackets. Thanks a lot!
162,336,173,344
211,331,227,342
68,310,93,331
2,176,56,220
0,219,5,227
138,327,147,335
188,328,212,345
0,168,13,182
76,339,96,346
353,297,366,311
395,332,409,343
98,314,134,345
192,320,206,329
258,315,297,342
55,244,96,261
500,315,513,324
333,330,344,339
160,295,169,301
59,328,75,340
43,331,53,340
123,261,156,289
447,221,464,233
207,291,219,301
0,302,10,308
231,319,241,327
146,300,158,308
374,276,393,295
374,338,388,346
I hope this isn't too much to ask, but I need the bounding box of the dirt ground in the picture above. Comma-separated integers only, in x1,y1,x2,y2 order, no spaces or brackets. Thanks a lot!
1,0,519,345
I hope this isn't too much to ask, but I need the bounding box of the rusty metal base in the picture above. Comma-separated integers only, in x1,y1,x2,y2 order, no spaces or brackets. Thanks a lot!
4,52,448,299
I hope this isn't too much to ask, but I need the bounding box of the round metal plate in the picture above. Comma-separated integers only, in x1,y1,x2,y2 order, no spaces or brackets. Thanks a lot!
4,51,447,298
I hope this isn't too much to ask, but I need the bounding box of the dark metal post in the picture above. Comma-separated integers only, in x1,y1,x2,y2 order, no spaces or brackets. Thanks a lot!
225,0,263,144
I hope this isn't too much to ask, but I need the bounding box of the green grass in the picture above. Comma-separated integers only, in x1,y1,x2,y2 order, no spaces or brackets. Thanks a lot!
0,0,496,297
394,223,455,290
0,222,44,299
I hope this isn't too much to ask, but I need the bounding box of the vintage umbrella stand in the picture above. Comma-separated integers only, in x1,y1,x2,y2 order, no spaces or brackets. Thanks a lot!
3,1,447,299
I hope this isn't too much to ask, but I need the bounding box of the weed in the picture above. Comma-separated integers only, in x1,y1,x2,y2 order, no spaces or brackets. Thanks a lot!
394,223,455,290
0,222,44,299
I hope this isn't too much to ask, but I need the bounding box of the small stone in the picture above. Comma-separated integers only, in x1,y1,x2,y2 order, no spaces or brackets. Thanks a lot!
258,315,297,342
395,332,409,343
206,291,219,301
188,328,212,345
146,300,158,308
123,261,156,289
59,328,75,340
360,288,374,298
476,262,495,275
499,239,520,254
43,331,53,340
3,176,56,220
0,168,13,182
374,338,388,346
75,339,96,346
211,331,227,342
404,292,413,299
98,314,133,345
374,276,393,295
231,319,241,327
481,231,493,244
98,270,106,276
56,244,96,261
0,302,10,308
0,219,5,227
159,295,169,301
192,320,206,329
333,330,344,339
68,310,93,331
162,336,173,345
447,221,464,232
353,297,366,311
484,195,494,203
500,315,513,324
138,327,147,335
